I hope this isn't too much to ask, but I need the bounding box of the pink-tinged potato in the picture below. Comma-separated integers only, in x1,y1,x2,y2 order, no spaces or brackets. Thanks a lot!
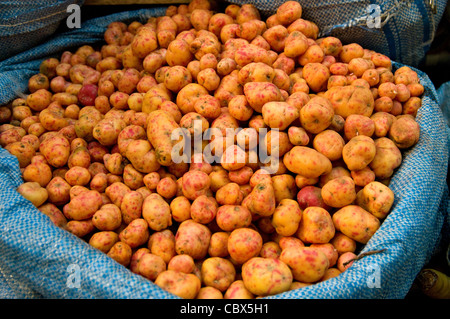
313,130,345,161
142,193,172,231
271,174,297,204
272,199,302,237
65,166,91,186
38,203,67,228
155,270,201,299
283,146,332,178
296,206,335,244
208,231,230,257
175,219,211,260
369,137,402,179
190,195,217,224
262,101,300,130
17,182,48,207
65,190,103,220
138,253,167,281
355,181,395,219
337,252,357,272
342,135,377,171
65,219,95,238
224,279,255,299
330,232,357,255
260,241,282,259
277,1,302,25
332,205,381,244
119,218,150,248
131,26,158,58
324,85,374,119
92,203,122,231
370,111,396,138
181,170,211,200
243,82,283,113
245,179,276,218
105,182,131,207
168,254,196,274
39,133,70,168
220,145,247,171
350,166,376,187
170,196,192,223
216,205,252,232
89,231,119,254
120,190,144,224
201,257,236,291
310,243,339,268
288,126,309,146
241,257,293,296
284,31,308,58
148,229,176,264
216,183,244,206
197,286,224,299
299,96,334,134
278,236,305,251
344,114,375,140
130,247,150,274
22,161,52,187
321,176,356,208
227,227,263,264
388,114,420,149
107,241,132,267
303,63,331,93
280,246,329,282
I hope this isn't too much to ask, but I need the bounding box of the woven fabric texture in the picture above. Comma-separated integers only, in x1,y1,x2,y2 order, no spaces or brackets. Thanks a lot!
0,3,448,299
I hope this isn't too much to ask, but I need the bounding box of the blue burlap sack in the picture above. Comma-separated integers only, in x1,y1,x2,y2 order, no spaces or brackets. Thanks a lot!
0,3,448,299
0,0,85,62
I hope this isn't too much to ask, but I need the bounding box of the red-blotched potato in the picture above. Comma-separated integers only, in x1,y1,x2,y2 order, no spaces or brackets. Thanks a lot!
272,174,297,203
142,193,172,231
303,62,331,93
92,203,122,231
39,133,70,168
65,190,103,220
324,85,374,119
88,231,119,254
197,287,224,299
313,130,345,161
296,206,335,244
332,205,381,244
167,254,196,274
342,135,377,171
330,232,357,255
223,279,254,299
299,96,335,134
243,82,282,113
245,178,276,217
271,199,302,236
181,170,211,200
355,181,395,219
155,270,201,299
17,182,48,207
227,227,263,264
201,257,236,292
148,229,176,264
369,137,402,179
321,176,357,208
241,257,293,296
388,114,420,149
216,205,252,231
107,241,132,267
283,146,332,178
262,102,299,130
344,114,375,140
280,246,329,283
190,195,217,224
119,218,150,248
120,190,144,224
38,203,67,228
138,252,167,281
170,196,192,223
175,219,211,260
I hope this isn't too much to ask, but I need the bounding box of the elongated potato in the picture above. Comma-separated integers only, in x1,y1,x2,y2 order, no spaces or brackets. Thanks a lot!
283,146,332,178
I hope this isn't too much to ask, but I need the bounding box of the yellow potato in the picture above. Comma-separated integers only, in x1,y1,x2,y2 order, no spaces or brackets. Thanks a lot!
271,199,302,236
355,181,395,219
283,146,332,178
280,246,329,283
296,206,335,244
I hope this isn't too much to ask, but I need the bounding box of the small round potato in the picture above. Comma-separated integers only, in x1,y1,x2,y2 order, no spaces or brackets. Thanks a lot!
155,270,201,299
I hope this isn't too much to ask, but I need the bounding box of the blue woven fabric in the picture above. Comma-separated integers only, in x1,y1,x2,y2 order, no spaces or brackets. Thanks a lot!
0,3,448,299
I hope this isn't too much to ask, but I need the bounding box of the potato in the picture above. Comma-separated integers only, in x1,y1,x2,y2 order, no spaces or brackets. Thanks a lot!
46,176,71,206
22,160,52,187
283,146,332,178
201,257,236,291
238,62,275,84
107,241,132,267
296,206,335,244
155,270,201,299
299,96,334,134
65,219,95,238
280,246,329,283
130,26,158,58
176,83,209,114
215,183,243,206
65,166,91,186
208,231,230,258
324,85,374,119
321,176,356,208
148,229,176,264
332,205,381,244
175,219,211,260
137,252,167,281
344,114,375,140
271,174,297,204
227,227,263,264
181,170,211,200
224,279,254,299
330,232,357,255
241,257,292,296
337,252,357,272
355,181,395,219
277,1,302,25
342,135,376,171
38,203,67,228
243,82,283,113
92,117,127,147
271,199,302,236
262,101,299,130
370,111,396,138
197,286,224,299
312,130,345,161
125,140,160,174
245,178,276,217
92,203,122,231
189,195,217,224
119,218,150,248
369,137,402,179
65,190,103,221
142,193,172,231
303,63,331,93
89,231,119,254
388,114,420,149
17,182,48,207
216,205,252,232
284,30,308,58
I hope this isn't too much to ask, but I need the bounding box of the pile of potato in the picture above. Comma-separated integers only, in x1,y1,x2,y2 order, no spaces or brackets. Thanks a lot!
0,0,424,299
